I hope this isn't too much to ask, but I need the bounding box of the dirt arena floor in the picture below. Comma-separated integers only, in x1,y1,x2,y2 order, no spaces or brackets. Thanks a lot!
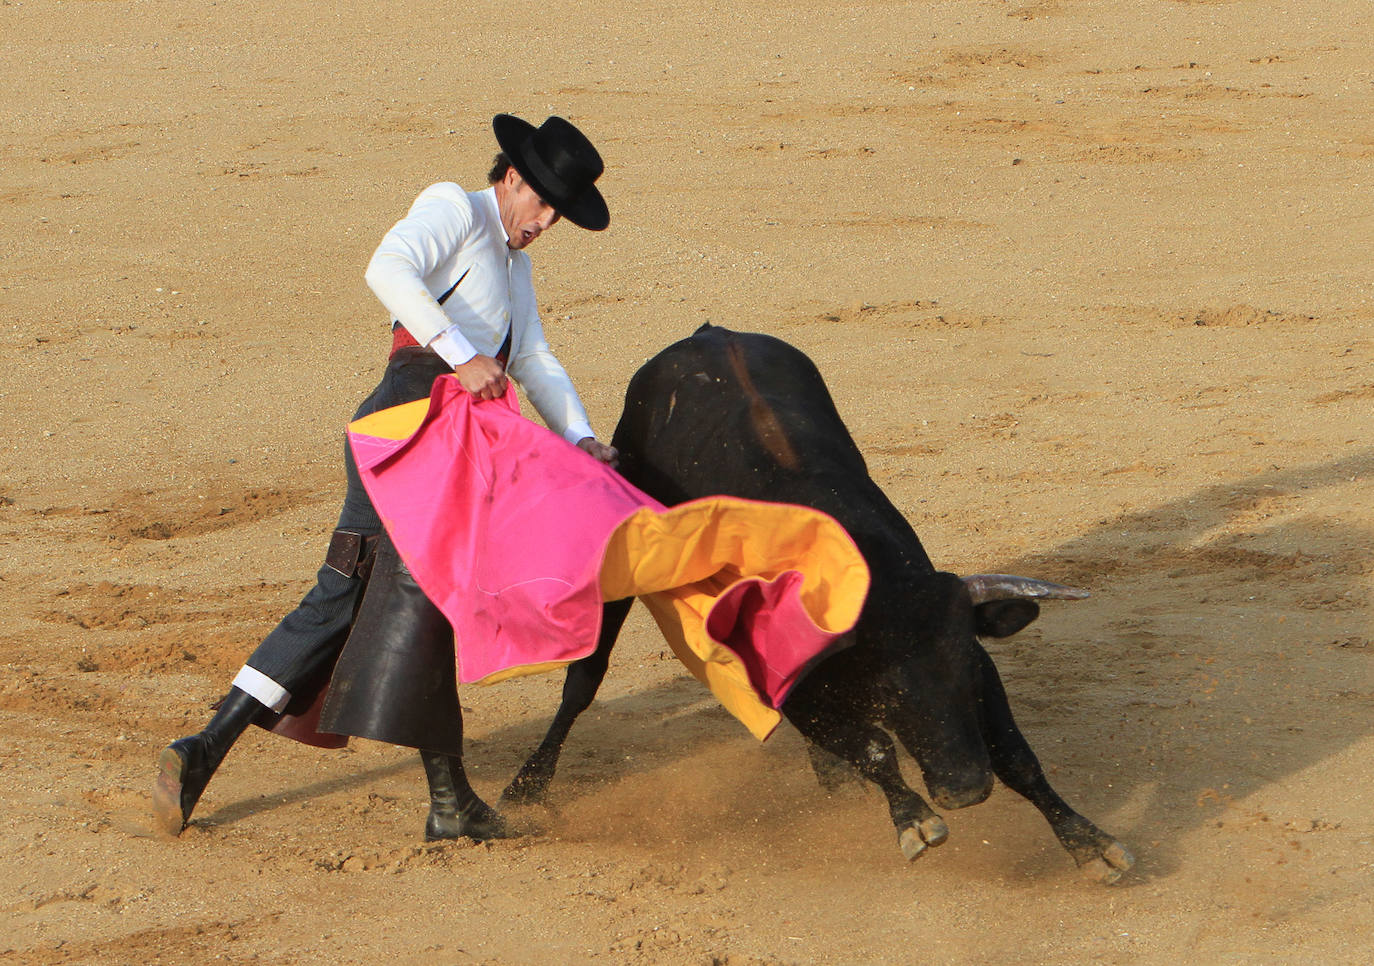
3,0,1371,962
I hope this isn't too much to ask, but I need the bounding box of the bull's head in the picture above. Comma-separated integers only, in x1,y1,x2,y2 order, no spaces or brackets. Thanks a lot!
877,574,1090,811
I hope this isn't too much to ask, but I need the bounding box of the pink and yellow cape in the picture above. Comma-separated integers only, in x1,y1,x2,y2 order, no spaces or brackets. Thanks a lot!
347,376,869,739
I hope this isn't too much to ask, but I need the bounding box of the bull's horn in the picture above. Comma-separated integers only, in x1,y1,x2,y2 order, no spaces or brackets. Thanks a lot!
962,574,1090,603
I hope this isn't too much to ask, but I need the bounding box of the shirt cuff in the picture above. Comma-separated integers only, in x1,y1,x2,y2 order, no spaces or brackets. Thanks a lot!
427,325,479,368
563,421,596,446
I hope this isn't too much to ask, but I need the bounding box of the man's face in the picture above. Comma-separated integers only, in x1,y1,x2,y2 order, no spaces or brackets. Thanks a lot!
499,168,560,250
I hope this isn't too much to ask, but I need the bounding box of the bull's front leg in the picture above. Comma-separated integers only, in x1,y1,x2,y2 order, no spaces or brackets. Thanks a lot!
501,597,633,806
786,704,949,861
973,647,1135,883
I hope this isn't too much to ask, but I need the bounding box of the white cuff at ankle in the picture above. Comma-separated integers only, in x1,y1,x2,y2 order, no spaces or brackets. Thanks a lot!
232,666,291,713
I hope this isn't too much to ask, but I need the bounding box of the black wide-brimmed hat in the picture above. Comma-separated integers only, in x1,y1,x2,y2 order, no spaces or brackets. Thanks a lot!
493,114,609,231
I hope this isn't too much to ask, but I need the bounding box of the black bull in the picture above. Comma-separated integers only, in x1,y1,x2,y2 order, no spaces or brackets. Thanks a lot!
498,324,1134,883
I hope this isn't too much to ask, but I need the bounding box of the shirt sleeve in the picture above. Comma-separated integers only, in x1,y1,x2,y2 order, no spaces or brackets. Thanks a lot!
508,318,596,445
363,183,474,347
504,254,595,444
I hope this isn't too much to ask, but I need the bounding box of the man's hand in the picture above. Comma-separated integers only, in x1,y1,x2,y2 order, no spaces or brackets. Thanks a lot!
454,355,508,401
577,437,619,467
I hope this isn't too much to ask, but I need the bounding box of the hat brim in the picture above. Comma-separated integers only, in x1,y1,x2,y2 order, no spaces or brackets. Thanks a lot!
493,114,609,231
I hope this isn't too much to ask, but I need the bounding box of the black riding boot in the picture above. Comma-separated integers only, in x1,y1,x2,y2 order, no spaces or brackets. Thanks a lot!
420,749,510,842
152,686,261,835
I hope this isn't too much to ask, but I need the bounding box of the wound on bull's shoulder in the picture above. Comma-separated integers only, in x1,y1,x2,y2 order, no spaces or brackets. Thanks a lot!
726,341,799,470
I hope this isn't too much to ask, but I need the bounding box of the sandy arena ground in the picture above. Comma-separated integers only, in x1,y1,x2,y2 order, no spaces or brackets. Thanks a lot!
2,0,1372,962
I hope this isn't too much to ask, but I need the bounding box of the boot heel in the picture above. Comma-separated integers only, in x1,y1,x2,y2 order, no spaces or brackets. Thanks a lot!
424,808,464,841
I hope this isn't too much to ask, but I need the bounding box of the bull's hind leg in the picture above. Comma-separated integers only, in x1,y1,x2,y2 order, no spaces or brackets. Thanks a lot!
789,711,948,861
501,597,633,807
973,647,1134,883
805,737,862,791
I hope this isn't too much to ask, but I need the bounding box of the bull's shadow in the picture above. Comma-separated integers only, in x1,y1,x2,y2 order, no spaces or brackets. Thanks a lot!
208,448,1371,880
969,445,1374,878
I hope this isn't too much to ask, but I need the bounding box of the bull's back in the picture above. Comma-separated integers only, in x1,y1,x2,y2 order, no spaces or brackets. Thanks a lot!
613,326,856,501
612,326,931,574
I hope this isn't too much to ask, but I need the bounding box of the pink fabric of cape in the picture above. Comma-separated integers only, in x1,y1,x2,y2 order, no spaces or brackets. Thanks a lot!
348,379,654,684
347,374,866,728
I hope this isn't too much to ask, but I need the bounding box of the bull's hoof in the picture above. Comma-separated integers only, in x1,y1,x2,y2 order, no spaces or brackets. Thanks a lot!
1054,814,1135,884
1074,839,1135,885
425,804,512,843
898,816,949,861
498,772,549,808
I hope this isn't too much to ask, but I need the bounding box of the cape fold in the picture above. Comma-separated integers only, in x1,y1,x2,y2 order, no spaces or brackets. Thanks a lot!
347,375,869,739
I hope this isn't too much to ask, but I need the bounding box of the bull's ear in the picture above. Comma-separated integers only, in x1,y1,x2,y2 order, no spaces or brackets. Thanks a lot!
974,599,1040,638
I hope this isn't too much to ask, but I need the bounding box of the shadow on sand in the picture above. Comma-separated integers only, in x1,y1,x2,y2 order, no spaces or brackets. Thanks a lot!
206,447,1372,878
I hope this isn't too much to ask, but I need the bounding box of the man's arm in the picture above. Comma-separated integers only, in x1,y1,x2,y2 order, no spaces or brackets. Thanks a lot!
503,251,600,445
364,183,476,349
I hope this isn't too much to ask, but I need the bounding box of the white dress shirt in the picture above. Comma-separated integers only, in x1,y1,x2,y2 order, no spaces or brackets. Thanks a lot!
364,183,595,445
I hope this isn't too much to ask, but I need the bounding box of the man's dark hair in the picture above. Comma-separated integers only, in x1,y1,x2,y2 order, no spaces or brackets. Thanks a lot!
488,152,513,184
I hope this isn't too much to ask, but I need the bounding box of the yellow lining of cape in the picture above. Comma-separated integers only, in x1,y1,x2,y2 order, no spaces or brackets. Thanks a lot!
350,397,431,441
600,500,869,739
475,660,576,685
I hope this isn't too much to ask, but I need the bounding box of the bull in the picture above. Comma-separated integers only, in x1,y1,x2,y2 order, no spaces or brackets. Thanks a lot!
501,324,1134,883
